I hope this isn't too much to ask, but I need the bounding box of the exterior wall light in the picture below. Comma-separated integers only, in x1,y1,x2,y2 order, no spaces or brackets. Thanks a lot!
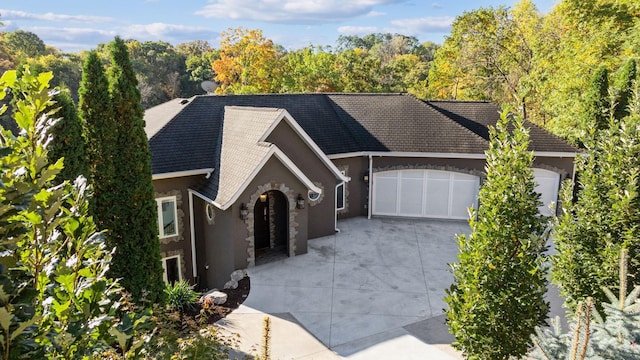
259,193,268,203
240,203,249,220
296,194,305,209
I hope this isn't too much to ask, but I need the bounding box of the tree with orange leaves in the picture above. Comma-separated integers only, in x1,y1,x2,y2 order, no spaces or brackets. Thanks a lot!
212,27,283,94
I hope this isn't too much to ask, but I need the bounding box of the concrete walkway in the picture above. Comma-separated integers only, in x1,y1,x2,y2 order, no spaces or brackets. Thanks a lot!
218,217,467,359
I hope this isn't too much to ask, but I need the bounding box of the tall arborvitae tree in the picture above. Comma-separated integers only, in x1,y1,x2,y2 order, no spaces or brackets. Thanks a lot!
108,37,164,302
446,111,549,360
47,89,87,182
78,51,116,237
551,89,640,312
583,65,611,132
614,58,637,120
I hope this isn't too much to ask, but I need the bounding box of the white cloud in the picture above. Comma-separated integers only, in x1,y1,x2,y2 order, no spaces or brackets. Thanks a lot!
391,16,453,33
22,23,217,52
123,23,216,43
337,26,379,35
366,11,386,17
0,9,115,23
431,2,444,9
195,0,405,24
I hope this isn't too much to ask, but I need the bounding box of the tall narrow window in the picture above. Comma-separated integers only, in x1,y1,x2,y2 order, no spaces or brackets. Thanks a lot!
162,255,181,284
156,196,178,238
336,182,345,211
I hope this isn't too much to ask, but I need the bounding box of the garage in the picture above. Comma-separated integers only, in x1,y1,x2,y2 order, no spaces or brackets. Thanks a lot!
372,169,480,220
533,168,560,216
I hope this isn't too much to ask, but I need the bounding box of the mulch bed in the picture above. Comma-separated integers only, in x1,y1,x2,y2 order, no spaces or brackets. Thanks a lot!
178,277,251,325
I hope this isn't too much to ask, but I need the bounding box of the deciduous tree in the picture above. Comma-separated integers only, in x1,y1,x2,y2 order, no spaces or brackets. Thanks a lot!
212,28,283,94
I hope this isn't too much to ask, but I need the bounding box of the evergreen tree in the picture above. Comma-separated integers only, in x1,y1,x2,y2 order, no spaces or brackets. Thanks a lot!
78,51,116,239
551,89,640,312
446,110,549,359
47,88,87,182
583,65,611,132
532,249,640,360
107,37,164,302
614,58,637,121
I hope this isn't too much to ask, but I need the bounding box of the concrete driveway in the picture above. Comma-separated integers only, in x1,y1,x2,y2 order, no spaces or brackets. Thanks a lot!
222,217,468,359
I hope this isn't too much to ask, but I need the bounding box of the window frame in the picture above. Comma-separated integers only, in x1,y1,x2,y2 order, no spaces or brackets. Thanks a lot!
161,255,182,285
156,196,178,238
336,182,345,211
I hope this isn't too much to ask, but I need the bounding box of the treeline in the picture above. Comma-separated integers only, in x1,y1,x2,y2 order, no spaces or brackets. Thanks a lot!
1,0,639,143
0,28,437,108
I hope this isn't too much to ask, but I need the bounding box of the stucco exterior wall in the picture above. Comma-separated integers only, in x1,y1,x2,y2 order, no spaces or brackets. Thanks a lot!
152,175,206,285
265,120,337,239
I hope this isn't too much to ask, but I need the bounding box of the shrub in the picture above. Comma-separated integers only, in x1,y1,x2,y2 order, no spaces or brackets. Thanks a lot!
164,280,199,313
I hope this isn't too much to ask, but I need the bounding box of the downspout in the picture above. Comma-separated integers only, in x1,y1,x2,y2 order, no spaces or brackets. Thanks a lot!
367,154,373,219
335,183,341,233
188,191,197,278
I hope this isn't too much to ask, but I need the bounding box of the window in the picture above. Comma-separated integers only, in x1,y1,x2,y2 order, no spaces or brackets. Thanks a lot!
336,182,345,210
308,190,321,201
156,196,178,238
161,255,182,284
205,203,215,222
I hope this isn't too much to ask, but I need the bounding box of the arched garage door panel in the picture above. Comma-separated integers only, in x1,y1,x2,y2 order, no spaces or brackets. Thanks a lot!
373,170,479,220
533,168,560,216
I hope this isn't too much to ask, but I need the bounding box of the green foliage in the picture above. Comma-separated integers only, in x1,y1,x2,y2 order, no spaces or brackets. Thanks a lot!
0,67,147,359
583,65,611,132
78,51,116,247
551,91,640,311
532,250,640,359
613,58,637,120
164,281,199,313
46,89,87,182
446,110,549,359
107,37,164,303
3,30,47,59
132,308,232,359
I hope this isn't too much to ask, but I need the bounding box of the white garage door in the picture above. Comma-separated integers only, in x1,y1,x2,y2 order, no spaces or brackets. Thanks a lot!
373,169,480,220
533,168,560,216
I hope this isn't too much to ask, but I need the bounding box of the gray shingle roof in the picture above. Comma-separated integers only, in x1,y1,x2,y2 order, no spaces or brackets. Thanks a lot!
197,107,279,206
144,93,577,177
427,100,578,153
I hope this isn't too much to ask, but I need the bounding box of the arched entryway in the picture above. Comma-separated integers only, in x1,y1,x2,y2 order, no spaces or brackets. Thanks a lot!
254,190,289,265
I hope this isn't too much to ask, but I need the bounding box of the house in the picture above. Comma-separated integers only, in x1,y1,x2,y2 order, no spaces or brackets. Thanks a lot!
144,93,577,289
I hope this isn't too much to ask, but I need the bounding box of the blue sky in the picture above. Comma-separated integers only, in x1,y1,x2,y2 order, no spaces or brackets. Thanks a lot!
1,0,558,53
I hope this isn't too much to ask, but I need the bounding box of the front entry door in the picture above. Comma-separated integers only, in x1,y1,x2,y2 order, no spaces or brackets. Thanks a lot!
254,195,270,251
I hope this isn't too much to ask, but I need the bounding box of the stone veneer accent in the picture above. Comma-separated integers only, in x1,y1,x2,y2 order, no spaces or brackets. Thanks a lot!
161,248,186,281
155,190,184,245
244,182,300,267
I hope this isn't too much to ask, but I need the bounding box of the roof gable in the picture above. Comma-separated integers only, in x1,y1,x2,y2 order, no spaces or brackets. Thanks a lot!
196,106,321,209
